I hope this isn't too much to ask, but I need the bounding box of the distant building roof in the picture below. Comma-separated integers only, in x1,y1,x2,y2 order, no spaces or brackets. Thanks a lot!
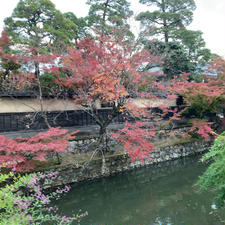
198,65,217,77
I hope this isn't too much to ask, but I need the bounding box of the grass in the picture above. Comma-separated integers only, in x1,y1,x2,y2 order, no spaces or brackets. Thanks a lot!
34,144,126,171
154,136,198,148
33,134,200,172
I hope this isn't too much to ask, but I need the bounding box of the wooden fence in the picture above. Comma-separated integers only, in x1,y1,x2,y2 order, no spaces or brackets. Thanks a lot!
0,109,125,132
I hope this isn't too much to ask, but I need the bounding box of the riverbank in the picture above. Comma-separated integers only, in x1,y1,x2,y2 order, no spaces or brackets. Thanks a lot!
1,121,212,188
40,139,211,189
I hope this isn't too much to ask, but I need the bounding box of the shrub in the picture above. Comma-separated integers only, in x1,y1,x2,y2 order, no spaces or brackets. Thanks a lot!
0,169,87,225
196,131,225,207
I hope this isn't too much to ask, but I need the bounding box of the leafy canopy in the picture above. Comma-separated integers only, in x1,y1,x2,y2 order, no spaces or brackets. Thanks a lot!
137,0,196,42
196,131,225,207
87,0,134,40
4,0,78,52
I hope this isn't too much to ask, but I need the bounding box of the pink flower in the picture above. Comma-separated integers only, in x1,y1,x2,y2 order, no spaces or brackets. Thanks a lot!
61,216,67,221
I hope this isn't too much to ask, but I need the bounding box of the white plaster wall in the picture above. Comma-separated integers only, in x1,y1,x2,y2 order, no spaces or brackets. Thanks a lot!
0,97,83,113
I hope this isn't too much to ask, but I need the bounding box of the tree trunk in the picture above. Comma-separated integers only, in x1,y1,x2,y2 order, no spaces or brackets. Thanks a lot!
164,31,169,43
102,0,110,32
34,62,40,78
161,0,169,43
99,125,109,153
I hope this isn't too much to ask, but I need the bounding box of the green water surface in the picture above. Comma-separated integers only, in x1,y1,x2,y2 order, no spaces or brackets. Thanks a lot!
56,156,225,225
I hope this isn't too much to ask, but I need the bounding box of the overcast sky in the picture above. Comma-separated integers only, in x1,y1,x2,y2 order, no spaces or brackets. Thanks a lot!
0,0,224,57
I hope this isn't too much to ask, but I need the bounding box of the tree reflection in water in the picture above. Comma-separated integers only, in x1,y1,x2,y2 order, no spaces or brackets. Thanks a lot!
55,155,225,225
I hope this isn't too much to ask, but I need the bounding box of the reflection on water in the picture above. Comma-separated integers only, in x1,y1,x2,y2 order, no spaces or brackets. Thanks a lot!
56,155,225,225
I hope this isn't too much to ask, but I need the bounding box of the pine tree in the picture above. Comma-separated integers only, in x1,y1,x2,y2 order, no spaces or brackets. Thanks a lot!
4,0,78,52
87,0,134,40
137,0,196,43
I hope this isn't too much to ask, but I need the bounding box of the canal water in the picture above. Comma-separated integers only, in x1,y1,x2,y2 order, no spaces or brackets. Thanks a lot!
56,155,225,225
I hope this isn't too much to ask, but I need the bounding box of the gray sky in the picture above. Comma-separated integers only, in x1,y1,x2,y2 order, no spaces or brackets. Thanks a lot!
0,0,224,57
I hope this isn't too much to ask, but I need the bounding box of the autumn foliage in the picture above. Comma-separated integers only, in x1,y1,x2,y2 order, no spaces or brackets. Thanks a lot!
112,121,155,162
0,127,70,171
48,33,163,162
1,28,224,170
0,30,19,64
51,34,160,106
209,56,225,79
170,57,225,141
0,30,164,169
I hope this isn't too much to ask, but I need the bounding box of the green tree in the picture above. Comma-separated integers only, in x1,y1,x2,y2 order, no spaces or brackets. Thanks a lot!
136,0,213,79
136,0,196,43
174,28,211,67
4,0,78,80
136,0,200,79
145,32,212,79
162,41,195,77
196,131,225,208
86,0,134,40
63,12,89,40
4,0,77,52
144,40,196,79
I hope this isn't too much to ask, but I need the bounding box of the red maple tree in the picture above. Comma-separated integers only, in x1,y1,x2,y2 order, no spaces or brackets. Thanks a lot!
0,30,73,171
49,33,163,162
0,127,73,171
0,30,194,168
170,56,225,140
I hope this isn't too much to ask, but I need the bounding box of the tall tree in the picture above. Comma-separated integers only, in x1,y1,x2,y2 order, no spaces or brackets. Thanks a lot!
136,0,213,79
50,33,162,168
4,0,78,80
143,30,212,79
4,0,78,52
86,0,134,40
174,28,211,67
63,12,90,40
147,40,195,78
136,0,196,43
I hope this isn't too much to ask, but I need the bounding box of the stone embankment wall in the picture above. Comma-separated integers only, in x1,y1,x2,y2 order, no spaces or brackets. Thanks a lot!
43,140,211,188
68,124,191,153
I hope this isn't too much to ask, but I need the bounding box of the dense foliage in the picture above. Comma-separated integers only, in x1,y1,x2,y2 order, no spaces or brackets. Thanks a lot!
136,0,211,78
0,2,225,225
171,57,225,127
87,0,134,40
0,127,72,171
196,132,225,207
0,170,86,224
137,0,196,42
4,0,78,52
